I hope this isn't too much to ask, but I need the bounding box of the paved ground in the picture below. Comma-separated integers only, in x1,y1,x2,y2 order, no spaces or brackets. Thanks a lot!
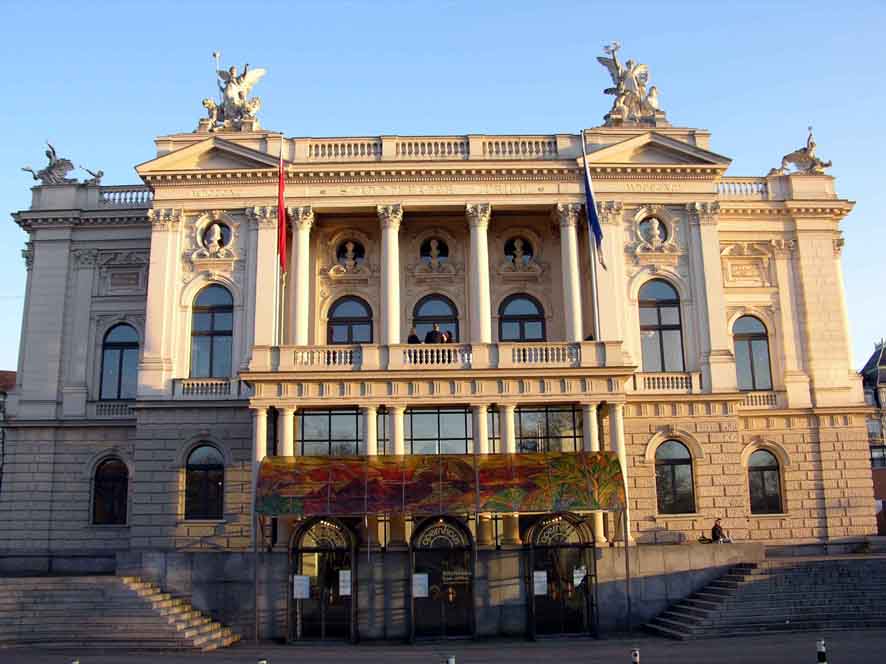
0,630,876,663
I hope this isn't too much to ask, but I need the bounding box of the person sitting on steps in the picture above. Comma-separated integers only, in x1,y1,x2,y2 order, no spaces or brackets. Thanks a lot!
711,518,733,543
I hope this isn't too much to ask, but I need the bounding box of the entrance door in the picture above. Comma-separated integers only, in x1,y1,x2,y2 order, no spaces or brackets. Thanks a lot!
528,516,595,638
290,520,355,642
412,519,474,639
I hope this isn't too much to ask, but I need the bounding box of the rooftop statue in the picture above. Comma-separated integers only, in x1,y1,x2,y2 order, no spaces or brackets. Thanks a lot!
199,52,266,132
21,143,76,185
597,41,667,126
770,127,832,175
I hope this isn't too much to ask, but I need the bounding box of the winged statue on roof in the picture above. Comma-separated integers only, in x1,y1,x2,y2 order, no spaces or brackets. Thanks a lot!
596,42,665,126
200,54,267,132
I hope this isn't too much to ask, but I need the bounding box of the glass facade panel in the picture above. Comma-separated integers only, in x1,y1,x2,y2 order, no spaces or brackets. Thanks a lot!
515,406,582,453
404,408,472,454
296,410,361,456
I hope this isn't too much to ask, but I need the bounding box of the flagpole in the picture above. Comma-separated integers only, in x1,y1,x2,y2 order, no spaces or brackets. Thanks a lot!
581,129,602,342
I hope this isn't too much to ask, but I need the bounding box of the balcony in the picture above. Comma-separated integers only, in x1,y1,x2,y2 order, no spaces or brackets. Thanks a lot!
740,391,780,409
172,378,251,400
88,401,135,419
629,372,703,394
250,341,624,373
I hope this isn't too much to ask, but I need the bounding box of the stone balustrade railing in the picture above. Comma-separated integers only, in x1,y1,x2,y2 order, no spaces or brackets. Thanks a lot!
305,138,382,161
173,378,249,399
481,136,559,160
717,177,769,200
631,372,703,394
98,185,154,207
249,341,619,373
90,401,135,418
395,137,469,160
740,390,779,408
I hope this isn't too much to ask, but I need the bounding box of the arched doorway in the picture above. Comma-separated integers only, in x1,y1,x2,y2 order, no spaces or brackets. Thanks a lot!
288,518,357,642
525,514,596,638
410,517,474,640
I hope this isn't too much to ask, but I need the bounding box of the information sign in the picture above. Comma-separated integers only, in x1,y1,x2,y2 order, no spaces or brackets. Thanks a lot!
533,570,548,596
412,573,429,598
293,575,310,599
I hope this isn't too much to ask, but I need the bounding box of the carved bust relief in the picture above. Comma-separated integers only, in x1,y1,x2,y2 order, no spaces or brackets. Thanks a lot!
321,229,376,282
407,228,462,283
495,227,547,282
629,206,680,267
187,211,240,273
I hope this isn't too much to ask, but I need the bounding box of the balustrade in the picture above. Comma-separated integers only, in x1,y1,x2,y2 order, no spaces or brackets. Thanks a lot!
306,138,382,161
717,178,768,200
91,401,135,418
502,342,580,368
395,344,472,369
632,372,702,394
173,378,246,399
482,136,558,159
741,391,779,408
98,186,153,207
395,137,468,159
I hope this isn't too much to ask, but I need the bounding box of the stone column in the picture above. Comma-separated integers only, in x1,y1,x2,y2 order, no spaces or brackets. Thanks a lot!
363,405,379,544
279,406,296,457
557,203,584,342
499,403,520,544
687,202,736,392
378,204,403,346
290,206,314,346
388,404,407,545
251,407,268,543
472,404,493,545
608,402,633,544
581,403,607,546
467,204,492,344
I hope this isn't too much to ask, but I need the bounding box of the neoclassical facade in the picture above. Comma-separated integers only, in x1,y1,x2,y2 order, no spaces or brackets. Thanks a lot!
0,61,875,638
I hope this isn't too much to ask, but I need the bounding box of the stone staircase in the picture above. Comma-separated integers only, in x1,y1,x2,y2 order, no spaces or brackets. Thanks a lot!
0,575,240,651
645,555,886,639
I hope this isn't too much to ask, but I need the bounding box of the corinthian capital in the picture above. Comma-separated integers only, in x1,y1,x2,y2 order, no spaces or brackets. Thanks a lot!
246,206,277,228
597,200,624,225
147,207,182,230
555,203,582,228
72,248,99,269
377,204,403,231
686,202,720,225
466,203,491,229
292,206,314,231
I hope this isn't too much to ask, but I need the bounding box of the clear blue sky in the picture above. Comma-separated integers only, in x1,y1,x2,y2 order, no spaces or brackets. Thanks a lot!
2,1,884,371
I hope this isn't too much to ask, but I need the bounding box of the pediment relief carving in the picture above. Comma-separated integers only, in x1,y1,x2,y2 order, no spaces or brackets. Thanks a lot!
720,242,773,288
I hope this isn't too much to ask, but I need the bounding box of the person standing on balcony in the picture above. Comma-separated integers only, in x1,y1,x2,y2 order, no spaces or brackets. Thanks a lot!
424,323,443,344
407,328,421,344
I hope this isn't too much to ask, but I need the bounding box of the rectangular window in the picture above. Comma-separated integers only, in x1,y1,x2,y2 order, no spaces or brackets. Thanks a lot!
190,337,211,378
735,341,753,390
488,408,500,454
641,331,662,372
100,348,121,399
120,347,139,399
404,408,472,454
296,409,361,456
871,446,886,469
515,406,582,453
377,409,390,454
750,339,773,390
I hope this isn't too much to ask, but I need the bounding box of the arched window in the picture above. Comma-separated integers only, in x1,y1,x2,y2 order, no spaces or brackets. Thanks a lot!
92,458,128,525
639,280,684,372
327,296,373,344
185,444,224,520
413,294,459,342
733,316,772,391
190,285,233,378
655,440,695,514
748,449,782,514
100,324,139,400
499,294,546,342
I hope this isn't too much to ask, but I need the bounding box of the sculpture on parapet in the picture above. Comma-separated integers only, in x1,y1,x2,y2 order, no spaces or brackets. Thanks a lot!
770,127,832,175
80,166,104,185
21,143,76,185
597,41,667,126
199,52,266,132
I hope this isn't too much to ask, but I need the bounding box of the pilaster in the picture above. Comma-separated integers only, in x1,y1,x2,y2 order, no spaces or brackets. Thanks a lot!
62,248,99,417
247,207,280,349
595,201,625,344
771,239,812,408
556,203,584,342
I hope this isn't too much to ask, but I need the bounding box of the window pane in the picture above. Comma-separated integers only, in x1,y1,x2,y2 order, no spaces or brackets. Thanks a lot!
188,445,223,466
661,330,684,371
190,337,211,378
639,307,658,326
119,348,139,399
735,340,753,390
673,464,695,513
500,321,520,341
734,316,766,334
303,441,329,456
655,465,675,513
440,439,467,454
412,439,437,455
211,337,232,377
352,324,371,343
101,349,121,399
105,324,138,343
332,299,369,318
417,298,454,317
659,307,680,326
547,409,575,438
641,331,662,372
502,297,540,316
331,413,358,441
192,312,212,332
195,285,232,307
214,312,233,331
440,322,458,341
439,411,468,439
410,411,438,439
639,280,678,301
518,410,545,439
330,324,348,344
302,414,330,440
656,440,691,461
331,440,357,456
524,321,544,341
749,449,777,467
751,339,772,390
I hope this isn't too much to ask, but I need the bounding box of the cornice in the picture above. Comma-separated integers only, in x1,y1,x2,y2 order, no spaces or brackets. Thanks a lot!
13,209,150,230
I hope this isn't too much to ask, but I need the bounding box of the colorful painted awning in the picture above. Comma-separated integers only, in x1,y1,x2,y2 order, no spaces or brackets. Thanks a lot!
255,451,625,517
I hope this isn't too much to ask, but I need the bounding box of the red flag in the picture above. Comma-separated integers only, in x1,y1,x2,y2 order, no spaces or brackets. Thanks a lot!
277,147,288,274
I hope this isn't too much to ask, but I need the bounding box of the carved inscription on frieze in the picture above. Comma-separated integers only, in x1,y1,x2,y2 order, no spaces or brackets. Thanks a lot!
623,182,682,193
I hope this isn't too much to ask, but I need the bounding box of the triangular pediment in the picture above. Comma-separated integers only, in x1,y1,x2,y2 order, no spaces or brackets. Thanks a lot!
136,136,281,175
584,132,731,167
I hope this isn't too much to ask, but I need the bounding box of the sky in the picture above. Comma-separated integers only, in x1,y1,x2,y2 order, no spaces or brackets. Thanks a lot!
1,0,885,372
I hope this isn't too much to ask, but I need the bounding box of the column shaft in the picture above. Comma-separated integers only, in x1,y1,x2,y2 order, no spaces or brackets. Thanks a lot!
251,407,268,545
473,403,494,545
582,403,607,546
467,204,492,344
390,405,405,455
363,405,378,456
378,205,403,346
608,402,633,544
291,207,314,346
499,403,520,544
279,407,296,457
557,204,584,342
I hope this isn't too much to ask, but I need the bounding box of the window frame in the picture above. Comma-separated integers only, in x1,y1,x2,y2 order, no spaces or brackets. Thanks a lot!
638,280,685,373
296,408,363,456
326,296,373,345
190,285,234,379
404,406,473,455
412,294,460,342
99,324,139,401
654,440,696,515
92,457,129,526
514,405,582,453
747,449,783,514
733,315,773,392
498,294,546,342
871,445,886,469
184,444,225,521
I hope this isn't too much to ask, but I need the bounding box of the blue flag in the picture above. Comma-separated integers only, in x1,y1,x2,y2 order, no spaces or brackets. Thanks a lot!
580,131,606,270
